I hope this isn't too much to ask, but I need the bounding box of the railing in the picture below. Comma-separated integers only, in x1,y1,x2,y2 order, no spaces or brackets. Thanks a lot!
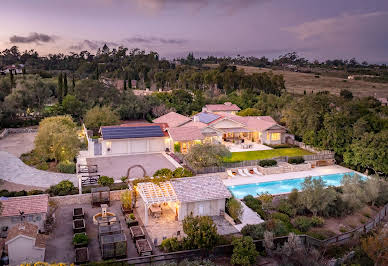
78,164,98,174
99,203,388,265
81,175,99,186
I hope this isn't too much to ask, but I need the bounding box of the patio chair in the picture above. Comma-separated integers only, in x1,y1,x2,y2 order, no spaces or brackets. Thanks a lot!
253,167,263,176
237,169,247,176
227,170,235,178
243,168,254,176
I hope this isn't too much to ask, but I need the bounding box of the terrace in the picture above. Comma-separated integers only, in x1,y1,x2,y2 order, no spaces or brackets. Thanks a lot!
223,147,314,162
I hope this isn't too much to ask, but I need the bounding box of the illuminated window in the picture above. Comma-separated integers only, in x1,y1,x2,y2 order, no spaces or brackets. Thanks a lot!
271,133,281,141
267,132,270,141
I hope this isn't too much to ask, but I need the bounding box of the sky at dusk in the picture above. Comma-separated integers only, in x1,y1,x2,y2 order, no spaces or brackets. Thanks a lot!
1,0,387,63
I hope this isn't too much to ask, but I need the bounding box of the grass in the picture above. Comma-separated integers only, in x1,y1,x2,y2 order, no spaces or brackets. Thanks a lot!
223,148,314,162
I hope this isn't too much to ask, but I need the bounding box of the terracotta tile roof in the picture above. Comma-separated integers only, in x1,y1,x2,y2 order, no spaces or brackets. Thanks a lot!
5,223,46,248
153,112,191,128
180,121,208,129
204,102,241,112
0,195,48,217
168,127,204,141
172,176,231,203
216,113,281,132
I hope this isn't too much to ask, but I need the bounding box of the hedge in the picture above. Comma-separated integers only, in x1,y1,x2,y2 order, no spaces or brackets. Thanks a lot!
288,156,305,165
259,159,277,167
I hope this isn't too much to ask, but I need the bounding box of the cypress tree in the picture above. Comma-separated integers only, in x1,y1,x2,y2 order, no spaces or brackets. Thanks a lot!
58,73,63,103
123,80,127,91
72,75,75,89
95,65,99,80
63,73,68,96
9,71,14,88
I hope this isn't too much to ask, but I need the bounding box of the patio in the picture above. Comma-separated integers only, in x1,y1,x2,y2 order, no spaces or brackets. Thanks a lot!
224,142,273,152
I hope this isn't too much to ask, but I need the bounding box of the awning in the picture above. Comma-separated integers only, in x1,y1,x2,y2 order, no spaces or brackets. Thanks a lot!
219,127,252,133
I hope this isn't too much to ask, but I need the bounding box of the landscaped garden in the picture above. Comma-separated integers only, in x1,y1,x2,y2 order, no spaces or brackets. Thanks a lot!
223,148,314,163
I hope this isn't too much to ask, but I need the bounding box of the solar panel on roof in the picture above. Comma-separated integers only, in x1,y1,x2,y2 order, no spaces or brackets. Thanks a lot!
101,126,164,140
196,112,220,124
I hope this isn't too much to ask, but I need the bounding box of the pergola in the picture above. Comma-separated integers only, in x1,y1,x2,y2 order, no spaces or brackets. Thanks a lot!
136,181,178,225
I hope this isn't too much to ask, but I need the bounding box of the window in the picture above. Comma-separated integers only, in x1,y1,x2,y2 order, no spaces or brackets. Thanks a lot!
266,132,270,141
271,133,281,141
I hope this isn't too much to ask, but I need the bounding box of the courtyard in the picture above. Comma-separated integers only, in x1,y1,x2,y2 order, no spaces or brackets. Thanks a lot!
86,153,177,179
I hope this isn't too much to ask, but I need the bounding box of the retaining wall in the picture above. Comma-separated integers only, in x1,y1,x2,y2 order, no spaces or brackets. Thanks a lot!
50,189,126,206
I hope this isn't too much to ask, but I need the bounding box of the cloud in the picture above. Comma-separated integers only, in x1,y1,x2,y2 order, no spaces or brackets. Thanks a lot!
69,40,119,51
124,36,187,45
9,32,56,44
135,0,270,15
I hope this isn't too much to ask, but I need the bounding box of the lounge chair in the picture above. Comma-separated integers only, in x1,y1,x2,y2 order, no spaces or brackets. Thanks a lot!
237,169,247,176
253,167,262,176
227,170,235,178
243,168,254,176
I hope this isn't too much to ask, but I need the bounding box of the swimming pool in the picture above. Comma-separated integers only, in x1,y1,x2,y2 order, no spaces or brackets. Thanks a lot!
228,172,361,198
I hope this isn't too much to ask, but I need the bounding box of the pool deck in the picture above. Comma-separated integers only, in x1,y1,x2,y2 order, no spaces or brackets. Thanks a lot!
223,165,357,187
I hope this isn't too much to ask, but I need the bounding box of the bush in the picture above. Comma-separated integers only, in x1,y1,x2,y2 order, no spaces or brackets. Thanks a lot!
27,190,45,195
293,216,312,232
277,199,296,217
48,180,78,196
339,226,348,233
231,236,259,266
160,237,183,252
243,195,268,220
98,176,114,186
183,215,219,250
36,162,49,171
259,159,277,167
266,219,290,237
73,233,88,246
57,160,76,173
311,216,325,227
174,142,181,153
271,212,290,224
241,224,266,240
172,167,193,178
288,188,299,207
153,168,173,178
306,229,336,240
288,156,305,165
227,198,243,222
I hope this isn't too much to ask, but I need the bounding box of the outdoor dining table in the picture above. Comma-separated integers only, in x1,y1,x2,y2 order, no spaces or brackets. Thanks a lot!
149,205,162,218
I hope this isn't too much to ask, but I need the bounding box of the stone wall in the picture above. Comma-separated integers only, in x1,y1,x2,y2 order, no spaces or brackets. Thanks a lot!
0,127,38,139
49,189,126,206
258,162,311,175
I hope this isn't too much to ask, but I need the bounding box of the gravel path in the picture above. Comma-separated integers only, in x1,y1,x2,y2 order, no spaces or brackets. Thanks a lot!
0,151,77,188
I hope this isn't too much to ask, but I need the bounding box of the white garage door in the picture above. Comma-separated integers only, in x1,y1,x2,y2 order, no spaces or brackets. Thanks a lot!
149,139,165,152
131,140,147,153
111,141,127,154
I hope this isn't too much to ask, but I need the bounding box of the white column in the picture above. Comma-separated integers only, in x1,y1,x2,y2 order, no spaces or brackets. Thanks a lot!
144,203,148,225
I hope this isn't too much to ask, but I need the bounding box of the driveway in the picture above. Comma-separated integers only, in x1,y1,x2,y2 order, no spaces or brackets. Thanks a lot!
0,151,77,188
86,153,177,179
0,132,37,157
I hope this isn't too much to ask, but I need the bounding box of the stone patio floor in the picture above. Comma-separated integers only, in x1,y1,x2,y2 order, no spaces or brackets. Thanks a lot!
45,201,158,263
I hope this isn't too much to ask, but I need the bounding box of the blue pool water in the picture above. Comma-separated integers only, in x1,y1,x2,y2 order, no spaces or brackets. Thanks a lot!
228,172,360,198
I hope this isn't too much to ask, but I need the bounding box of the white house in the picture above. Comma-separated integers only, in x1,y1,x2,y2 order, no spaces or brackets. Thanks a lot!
5,223,46,266
98,123,170,156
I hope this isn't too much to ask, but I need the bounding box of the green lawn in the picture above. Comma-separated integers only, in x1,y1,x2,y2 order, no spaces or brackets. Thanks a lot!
223,148,314,162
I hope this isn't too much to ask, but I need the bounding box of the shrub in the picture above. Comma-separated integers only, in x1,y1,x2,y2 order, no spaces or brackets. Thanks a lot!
98,176,114,186
257,192,274,210
231,236,259,266
73,233,88,246
241,224,266,240
288,188,299,207
277,199,296,217
153,168,173,178
339,226,347,233
266,219,290,237
306,229,336,240
48,180,77,196
172,167,193,178
120,190,132,210
174,142,181,153
271,212,290,224
227,198,243,222
36,162,49,171
183,215,219,250
288,156,305,165
161,237,182,252
293,216,312,232
57,160,76,173
259,159,277,167
311,216,325,227
27,190,45,195
243,195,268,220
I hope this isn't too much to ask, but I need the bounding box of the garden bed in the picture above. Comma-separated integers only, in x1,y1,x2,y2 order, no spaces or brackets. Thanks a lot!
136,239,152,256
75,247,89,264
130,226,145,241
73,219,86,233
73,207,84,220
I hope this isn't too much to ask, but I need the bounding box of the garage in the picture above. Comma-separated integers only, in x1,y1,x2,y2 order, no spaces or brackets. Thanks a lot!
131,139,148,153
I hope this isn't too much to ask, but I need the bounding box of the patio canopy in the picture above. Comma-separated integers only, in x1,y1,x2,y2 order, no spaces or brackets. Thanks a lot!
220,127,251,133
136,181,178,205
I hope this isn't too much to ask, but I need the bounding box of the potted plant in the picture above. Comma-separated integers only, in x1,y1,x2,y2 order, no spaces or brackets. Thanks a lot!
121,190,133,214
125,213,138,228
73,233,88,248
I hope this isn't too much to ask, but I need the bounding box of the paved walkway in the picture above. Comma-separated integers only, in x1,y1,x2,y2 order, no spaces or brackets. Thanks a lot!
223,165,355,187
0,132,37,157
0,151,77,188
234,200,264,231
